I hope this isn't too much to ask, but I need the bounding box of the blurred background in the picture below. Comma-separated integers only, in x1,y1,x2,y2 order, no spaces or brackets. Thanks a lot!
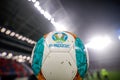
0,0,120,80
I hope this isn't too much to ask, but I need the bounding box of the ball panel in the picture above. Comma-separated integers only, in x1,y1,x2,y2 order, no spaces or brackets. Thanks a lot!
75,37,87,78
42,52,77,80
31,37,45,76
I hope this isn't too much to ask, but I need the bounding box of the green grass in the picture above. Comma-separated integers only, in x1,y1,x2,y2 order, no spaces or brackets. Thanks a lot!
84,71,120,80
109,71,120,80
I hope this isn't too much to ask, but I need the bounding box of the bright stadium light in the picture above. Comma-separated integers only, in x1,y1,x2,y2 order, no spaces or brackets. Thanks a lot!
18,35,23,39
23,56,27,59
31,40,35,44
19,55,23,59
28,39,31,43
32,0,36,3
10,32,15,37
5,30,11,35
29,40,32,43
1,52,7,57
30,40,32,43
15,33,19,37
44,11,52,20
1,27,6,33
118,35,120,40
27,56,30,60
50,18,55,24
21,37,26,41
0,27,36,45
29,0,67,31
36,6,45,15
86,36,111,50
27,39,31,43
34,1,40,7
17,58,25,62
7,53,13,59
26,38,29,42
39,8,45,14
36,5,41,11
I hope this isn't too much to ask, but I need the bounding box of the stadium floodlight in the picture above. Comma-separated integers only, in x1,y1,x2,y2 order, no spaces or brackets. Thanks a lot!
7,53,13,59
36,5,41,11
39,8,45,14
29,40,33,44
23,56,27,59
10,32,15,37
32,0,36,3
17,58,25,62
26,38,29,42
34,2,52,20
34,1,40,7
29,0,67,31
19,55,22,58
15,33,19,37
5,30,11,35
50,18,55,24
31,41,36,44
31,40,35,44
18,35,23,39
1,52,7,57
28,0,31,1
44,11,52,20
28,39,31,43
30,40,34,44
86,36,111,50
27,56,30,60
1,27,6,33
27,39,31,43
118,35,120,40
21,37,26,41
34,4,44,14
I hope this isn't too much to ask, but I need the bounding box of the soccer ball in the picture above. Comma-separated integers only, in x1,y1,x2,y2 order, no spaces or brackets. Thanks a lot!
31,31,89,80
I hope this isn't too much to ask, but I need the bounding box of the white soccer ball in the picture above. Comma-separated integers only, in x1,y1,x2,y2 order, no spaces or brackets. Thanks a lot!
31,31,89,80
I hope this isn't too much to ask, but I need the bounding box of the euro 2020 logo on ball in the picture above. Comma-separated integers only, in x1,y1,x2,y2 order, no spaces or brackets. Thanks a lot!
49,32,70,48
52,32,68,43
